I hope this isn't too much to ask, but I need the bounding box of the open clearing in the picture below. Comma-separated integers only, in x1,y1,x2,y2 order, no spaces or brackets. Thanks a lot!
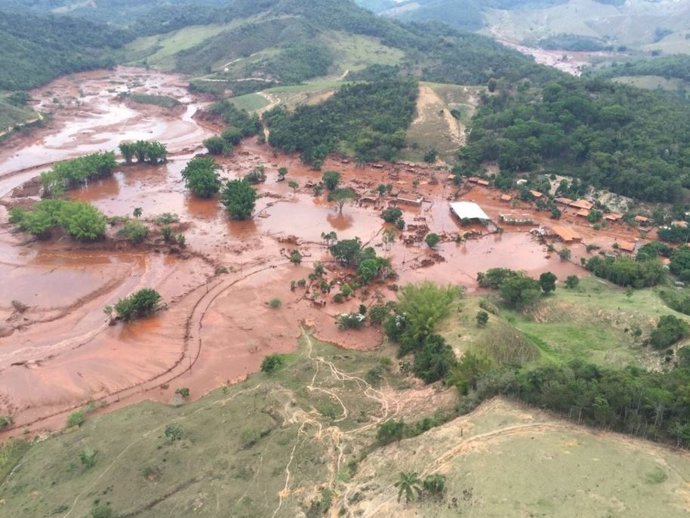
403,83,480,162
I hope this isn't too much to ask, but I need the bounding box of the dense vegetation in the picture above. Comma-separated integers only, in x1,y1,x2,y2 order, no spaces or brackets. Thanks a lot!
460,79,690,202
0,10,127,91
9,200,107,241
265,78,418,165
591,55,690,84
40,152,117,197
206,101,261,137
585,256,666,288
118,141,167,165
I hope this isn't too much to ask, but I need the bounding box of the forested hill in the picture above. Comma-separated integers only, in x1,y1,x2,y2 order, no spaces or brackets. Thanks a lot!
0,11,128,90
460,78,690,202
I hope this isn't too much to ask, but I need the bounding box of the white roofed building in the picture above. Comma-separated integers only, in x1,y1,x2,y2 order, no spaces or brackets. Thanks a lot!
449,202,491,223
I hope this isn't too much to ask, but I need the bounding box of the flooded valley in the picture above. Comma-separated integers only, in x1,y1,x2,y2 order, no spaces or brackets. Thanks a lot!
0,67,592,434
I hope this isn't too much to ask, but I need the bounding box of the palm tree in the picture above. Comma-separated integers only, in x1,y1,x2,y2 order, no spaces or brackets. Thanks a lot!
395,471,422,503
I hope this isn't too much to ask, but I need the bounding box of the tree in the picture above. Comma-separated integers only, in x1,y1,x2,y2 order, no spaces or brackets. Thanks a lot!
381,207,402,224
500,275,542,309
425,233,440,248
476,310,489,327
118,220,149,244
278,167,288,179
328,187,356,215
330,238,363,267
221,180,258,220
322,170,341,191
422,474,447,500
395,472,422,503
182,157,221,198
539,272,557,294
358,257,392,284
288,180,299,194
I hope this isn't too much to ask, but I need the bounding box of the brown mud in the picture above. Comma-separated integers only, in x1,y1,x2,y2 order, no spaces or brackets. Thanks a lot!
0,67,649,437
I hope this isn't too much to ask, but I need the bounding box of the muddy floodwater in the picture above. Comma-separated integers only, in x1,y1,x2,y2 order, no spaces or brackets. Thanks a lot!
0,67,590,435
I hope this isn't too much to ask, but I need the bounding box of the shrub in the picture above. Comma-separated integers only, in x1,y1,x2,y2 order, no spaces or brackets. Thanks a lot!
164,424,184,442
80,448,97,469
413,334,457,383
422,474,446,499
91,503,115,518
650,315,689,350
114,288,162,321
322,170,341,190
244,166,266,184
161,225,173,243
289,250,302,264
0,415,13,429
425,233,440,248
175,387,190,399
203,135,231,155
368,303,392,326
269,298,282,309
377,419,406,445
476,310,489,327
338,312,366,330
261,354,285,373
67,410,85,428
154,212,179,225
118,220,149,244
564,275,579,289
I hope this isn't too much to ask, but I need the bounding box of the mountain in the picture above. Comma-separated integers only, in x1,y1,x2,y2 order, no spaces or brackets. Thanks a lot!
356,0,690,51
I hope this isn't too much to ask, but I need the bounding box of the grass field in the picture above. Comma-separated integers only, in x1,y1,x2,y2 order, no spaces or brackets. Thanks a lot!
613,75,688,93
229,93,270,112
320,31,405,75
345,398,690,517
124,24,233,70
439,276,690,370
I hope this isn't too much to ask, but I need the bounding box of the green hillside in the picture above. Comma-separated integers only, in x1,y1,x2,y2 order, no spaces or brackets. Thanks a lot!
0,11,127,91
